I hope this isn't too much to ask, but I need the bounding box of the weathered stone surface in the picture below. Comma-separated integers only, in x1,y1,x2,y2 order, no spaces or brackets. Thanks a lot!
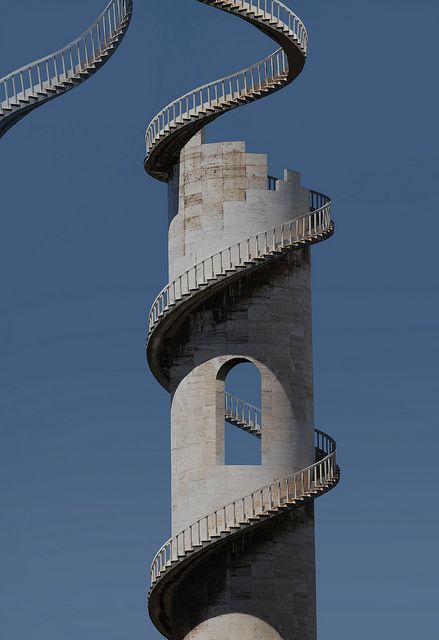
169,507,316,640
167,131,316,639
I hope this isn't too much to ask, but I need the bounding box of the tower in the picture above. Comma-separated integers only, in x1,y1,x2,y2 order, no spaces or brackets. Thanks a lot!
145,2,339,639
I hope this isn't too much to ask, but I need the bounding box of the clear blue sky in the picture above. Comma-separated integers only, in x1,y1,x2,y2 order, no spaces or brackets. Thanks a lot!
1,1,438,638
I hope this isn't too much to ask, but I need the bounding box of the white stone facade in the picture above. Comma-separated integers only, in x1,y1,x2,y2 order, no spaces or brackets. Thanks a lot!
164,131,317,639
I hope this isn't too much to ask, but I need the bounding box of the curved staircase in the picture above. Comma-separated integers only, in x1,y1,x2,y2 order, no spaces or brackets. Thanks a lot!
145,0,307,181
0,0,133,139
144,2,338,637
150,400,339,588
149,418,339,636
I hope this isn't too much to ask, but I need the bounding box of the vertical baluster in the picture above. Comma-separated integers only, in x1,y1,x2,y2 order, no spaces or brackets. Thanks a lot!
91,29,96,62
84,36,90,66
4,80,9,109
60,52,66,82
68,47,74,77
96,22,102,53
112,1,118,33
11,75,16,104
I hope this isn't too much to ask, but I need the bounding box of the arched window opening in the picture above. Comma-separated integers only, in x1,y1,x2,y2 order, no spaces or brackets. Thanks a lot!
224,361,262,465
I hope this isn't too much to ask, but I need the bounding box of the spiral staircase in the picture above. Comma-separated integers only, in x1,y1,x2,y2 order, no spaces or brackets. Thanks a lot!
0,0,132,139
144,1,338,637
149,399,339,592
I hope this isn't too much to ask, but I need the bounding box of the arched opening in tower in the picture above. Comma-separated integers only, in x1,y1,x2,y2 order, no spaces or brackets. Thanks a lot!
223,361,262,466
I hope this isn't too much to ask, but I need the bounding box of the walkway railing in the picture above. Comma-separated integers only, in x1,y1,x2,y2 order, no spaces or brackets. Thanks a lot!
0,0,132,112
268,175,279,190
146,46,289,155
225,392,262,432
148,188,331,336
145,0,308,176
150,428,336,586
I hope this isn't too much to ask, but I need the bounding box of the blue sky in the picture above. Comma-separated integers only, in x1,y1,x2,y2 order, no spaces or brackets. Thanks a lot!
1,1,438,638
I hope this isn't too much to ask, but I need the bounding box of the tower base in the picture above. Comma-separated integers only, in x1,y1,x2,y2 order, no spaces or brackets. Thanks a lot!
164,506,316,640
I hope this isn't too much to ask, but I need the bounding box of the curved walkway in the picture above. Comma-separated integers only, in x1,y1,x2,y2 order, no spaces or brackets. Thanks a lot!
0,0,132,138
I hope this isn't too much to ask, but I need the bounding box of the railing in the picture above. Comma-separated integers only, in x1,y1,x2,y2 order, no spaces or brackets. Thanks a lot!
150,428,336,586
148,189,331,336
145,0,307,155
224,395,337,452
310,189,328,211
0,0,132,110
234,0,308,45
268,175,279,190
315,429,335,457
225,392,262,432
146,48,288,154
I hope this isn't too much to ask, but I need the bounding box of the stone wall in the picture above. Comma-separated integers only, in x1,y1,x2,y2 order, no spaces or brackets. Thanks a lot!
166,130,317,639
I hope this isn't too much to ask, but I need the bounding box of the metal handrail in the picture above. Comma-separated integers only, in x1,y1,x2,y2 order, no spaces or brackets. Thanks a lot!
149,428,337,586
145,47,287,153
268,175,279,190
145,0,307,158
147,189,332,336
0,0,132,110
224,396,335,455
225,392,262,431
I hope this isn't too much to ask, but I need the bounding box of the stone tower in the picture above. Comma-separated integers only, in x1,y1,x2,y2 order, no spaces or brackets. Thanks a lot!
145,2,339,639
